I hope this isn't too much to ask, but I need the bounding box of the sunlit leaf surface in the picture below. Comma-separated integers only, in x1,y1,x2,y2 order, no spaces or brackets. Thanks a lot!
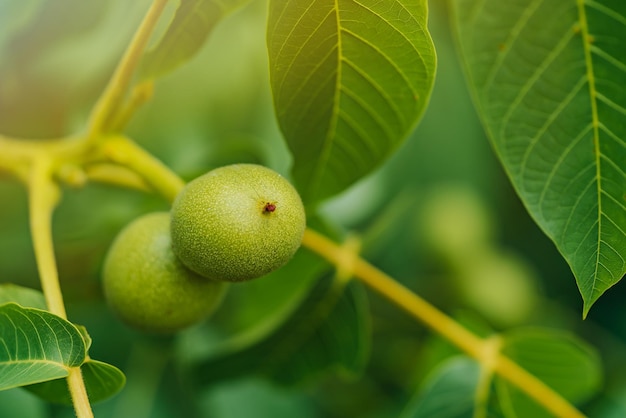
268,0,436,204
0,303,86,391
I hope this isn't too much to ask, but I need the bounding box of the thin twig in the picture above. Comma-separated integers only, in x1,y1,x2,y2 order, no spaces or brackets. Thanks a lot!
87,0,168,137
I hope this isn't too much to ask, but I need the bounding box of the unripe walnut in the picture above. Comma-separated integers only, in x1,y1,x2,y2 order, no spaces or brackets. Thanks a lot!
170,164,306,282
103,212,226,334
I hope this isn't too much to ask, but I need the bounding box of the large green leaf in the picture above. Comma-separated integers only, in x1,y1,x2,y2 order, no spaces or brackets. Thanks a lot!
25,359,125,405
267,0,436,204
139,0,250,80
450,0,626,314
496,328,602,418
190,278,370,387
0,303,86,390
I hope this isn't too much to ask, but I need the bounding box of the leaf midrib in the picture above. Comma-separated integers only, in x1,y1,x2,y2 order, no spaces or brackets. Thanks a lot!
310,0,343,200
576,0,603,307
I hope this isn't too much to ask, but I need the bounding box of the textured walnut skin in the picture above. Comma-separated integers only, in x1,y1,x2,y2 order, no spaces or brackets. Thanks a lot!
103,212,227,334
170,164,306,282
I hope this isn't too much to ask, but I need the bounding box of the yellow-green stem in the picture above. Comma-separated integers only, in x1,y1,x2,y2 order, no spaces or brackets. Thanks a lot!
28,156,94,418
87,0,167,137
102,136,185,202
67,367,93,418
475,337,501,417
29,157,65,317
110,81,155,132
85,163,151,192
301,228,586,418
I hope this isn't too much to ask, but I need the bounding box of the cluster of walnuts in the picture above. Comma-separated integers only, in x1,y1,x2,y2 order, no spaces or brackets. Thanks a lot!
102,164,306,334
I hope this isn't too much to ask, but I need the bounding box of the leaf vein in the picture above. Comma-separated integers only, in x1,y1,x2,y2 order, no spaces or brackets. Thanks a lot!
561,175,595,245
341,86,395,144
275,8,336,100
342,57,407,127
341,27,419,101
521,75,587,197
482,0,546,92
585,0,626,26
537,123,593,221
595,92,626,116
499,26,576,140
590,45,626,74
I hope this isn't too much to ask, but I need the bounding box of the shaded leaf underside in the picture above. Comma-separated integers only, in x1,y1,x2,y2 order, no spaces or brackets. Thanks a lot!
451,0,626,313
191,278,370,387
268,0,436,203
25,359,126,405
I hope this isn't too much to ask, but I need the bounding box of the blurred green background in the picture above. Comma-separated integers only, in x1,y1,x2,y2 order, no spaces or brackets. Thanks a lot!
1,1,625,417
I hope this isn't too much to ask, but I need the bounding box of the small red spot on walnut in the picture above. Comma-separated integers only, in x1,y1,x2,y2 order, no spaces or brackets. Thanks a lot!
264,203,276,213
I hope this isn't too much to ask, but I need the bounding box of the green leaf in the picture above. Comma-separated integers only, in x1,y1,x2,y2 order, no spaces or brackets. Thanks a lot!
402,357,481,418
450,0,626,314
0,303,86,390
496,328,602,418
139,0,250,80
24,359,125,405
0,284,47,310
206,247,329,339
267,0,436,204
190,278,370,387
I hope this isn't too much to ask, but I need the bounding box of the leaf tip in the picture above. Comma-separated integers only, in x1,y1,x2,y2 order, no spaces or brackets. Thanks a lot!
582,297,597,320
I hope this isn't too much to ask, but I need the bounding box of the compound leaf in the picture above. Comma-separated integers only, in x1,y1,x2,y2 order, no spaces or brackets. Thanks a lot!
450,0,626,314
268,0,436,204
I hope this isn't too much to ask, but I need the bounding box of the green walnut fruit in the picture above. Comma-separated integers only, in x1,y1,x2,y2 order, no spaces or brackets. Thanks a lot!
170,164,306,282
103,212,227,334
